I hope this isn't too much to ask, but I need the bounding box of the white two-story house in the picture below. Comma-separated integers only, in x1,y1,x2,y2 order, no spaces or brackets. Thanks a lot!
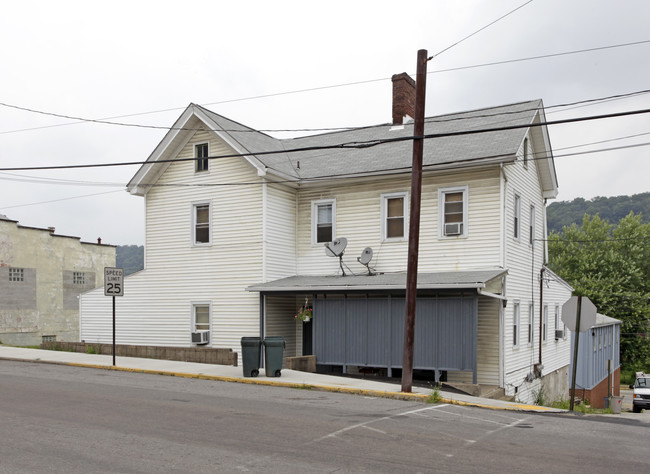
80,73,572,403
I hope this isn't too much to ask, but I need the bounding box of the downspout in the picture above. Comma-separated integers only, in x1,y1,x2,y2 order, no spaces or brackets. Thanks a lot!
499,163,507,388
537,198,548,372
262,178,267,282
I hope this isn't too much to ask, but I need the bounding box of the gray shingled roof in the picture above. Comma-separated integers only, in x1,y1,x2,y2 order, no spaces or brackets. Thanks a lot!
246,268,507,292
197,100,542,180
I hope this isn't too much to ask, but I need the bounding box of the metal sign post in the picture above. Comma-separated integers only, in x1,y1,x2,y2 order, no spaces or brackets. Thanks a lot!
562,295,597,411
104,267,124,366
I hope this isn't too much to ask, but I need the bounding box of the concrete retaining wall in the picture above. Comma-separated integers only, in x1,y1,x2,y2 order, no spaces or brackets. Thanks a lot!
41,341,237,367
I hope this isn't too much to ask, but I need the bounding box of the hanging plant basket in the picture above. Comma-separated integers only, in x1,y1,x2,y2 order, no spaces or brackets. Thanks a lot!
295,306,312,322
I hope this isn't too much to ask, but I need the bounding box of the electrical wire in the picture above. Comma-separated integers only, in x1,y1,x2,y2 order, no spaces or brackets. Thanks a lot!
2,106,650,172
1,39,649,136
431,0,534,59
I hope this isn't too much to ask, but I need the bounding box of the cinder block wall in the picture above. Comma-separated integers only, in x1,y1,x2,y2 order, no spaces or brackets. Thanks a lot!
41,341,237,367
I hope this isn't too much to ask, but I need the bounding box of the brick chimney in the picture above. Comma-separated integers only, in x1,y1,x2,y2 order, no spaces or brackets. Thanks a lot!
392,72,416,125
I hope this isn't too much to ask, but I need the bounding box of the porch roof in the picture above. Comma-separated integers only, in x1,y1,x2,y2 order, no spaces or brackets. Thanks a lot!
246,269,507,293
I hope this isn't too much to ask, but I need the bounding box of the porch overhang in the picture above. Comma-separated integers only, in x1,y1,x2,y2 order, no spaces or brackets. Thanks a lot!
247,269,507,294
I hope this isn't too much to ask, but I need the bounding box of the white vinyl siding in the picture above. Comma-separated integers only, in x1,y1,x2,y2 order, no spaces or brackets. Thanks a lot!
296,168,501,275
81,129,264,353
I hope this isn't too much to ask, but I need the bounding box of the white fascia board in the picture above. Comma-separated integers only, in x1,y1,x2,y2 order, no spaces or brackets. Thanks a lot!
127,105,197,196
246,282,486,292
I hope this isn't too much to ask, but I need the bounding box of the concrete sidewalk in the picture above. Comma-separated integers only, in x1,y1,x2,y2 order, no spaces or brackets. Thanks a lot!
0,345,563,413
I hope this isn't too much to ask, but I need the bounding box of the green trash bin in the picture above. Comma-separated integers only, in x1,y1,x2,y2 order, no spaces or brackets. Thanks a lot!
241,337,262,377
263,336,286,377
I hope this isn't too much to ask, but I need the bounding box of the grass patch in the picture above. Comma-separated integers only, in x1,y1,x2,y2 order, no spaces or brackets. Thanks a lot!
426,384,442,404
550,397,613,414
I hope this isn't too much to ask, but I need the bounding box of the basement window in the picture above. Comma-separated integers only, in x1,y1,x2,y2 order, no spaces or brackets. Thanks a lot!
8,268,24,282
42,335,56,343
73,272,86,285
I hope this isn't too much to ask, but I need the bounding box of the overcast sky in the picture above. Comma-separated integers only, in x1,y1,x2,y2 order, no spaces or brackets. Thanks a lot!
1,0,649,245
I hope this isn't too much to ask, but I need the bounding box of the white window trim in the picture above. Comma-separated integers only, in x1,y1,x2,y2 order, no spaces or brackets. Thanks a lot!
513,301,520,348
195,142,209,173
513,192,521,241
529,203,536,247
311,198,336,245
527,303,534,346
554,304,561,342
543,305,548,343
190,301,212,345
381,192,408,242
438,185,468,239
191,200,212,247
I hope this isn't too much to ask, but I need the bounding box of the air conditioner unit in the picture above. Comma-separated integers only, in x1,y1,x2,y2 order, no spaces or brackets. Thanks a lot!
191,331,210,345
555,329,564,340
444,222,462,236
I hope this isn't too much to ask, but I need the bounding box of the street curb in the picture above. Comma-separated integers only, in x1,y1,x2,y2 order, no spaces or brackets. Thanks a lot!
2,356,563,412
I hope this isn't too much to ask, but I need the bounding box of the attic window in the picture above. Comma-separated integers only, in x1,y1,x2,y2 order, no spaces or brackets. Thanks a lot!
195,143,209,172
523,138,529,169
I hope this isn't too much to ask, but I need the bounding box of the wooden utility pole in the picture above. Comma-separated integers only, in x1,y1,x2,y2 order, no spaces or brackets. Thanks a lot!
401,49,429,393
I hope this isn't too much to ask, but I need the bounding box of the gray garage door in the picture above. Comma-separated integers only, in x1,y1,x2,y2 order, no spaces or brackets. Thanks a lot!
313,294,477,380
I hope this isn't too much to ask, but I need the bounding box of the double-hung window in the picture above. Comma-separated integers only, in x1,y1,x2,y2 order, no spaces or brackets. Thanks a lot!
193,202,211,245
514,194,521,240
439,185,468,238
312,199,335,244
513,302,520,348
529,204,536,246
528,303,534,346
543,305,548,343
195,143,209,172
194,304,210,332
381,192,407,241
554,304,561,340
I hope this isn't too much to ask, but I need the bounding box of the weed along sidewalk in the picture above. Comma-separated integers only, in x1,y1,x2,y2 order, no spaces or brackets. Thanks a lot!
0,345,567,413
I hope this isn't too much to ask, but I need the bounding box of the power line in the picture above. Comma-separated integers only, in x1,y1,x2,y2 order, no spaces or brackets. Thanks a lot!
1,190,123,209
431,0,534,59
2,106,650,172
1,39,649,136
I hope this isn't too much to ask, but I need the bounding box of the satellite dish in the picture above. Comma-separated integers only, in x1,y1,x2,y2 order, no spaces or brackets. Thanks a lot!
325,237,347,257
357,247,375,275
358,247,373,265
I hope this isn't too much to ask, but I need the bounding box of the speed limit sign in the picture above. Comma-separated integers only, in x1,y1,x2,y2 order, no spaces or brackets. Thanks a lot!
104,267,124,296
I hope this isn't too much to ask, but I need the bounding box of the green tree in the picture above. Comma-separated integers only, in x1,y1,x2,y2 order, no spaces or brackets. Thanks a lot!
548,213,650,370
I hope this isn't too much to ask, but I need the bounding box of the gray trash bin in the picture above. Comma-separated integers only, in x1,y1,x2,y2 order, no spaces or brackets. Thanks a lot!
263,336,286,377
610,395,623,414
241,337,262,377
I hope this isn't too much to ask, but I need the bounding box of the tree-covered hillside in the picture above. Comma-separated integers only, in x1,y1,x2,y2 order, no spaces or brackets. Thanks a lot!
547,192,650,233
116,245,144,275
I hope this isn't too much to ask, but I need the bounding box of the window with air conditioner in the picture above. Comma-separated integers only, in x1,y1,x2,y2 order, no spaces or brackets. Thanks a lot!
439,185,468,238
191,303,211,345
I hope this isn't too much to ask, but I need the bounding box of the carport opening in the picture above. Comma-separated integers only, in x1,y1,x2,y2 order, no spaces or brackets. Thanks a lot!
316,364,447,386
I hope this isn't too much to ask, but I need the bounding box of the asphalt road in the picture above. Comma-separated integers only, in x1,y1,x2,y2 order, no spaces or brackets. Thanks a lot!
1,360,648,473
